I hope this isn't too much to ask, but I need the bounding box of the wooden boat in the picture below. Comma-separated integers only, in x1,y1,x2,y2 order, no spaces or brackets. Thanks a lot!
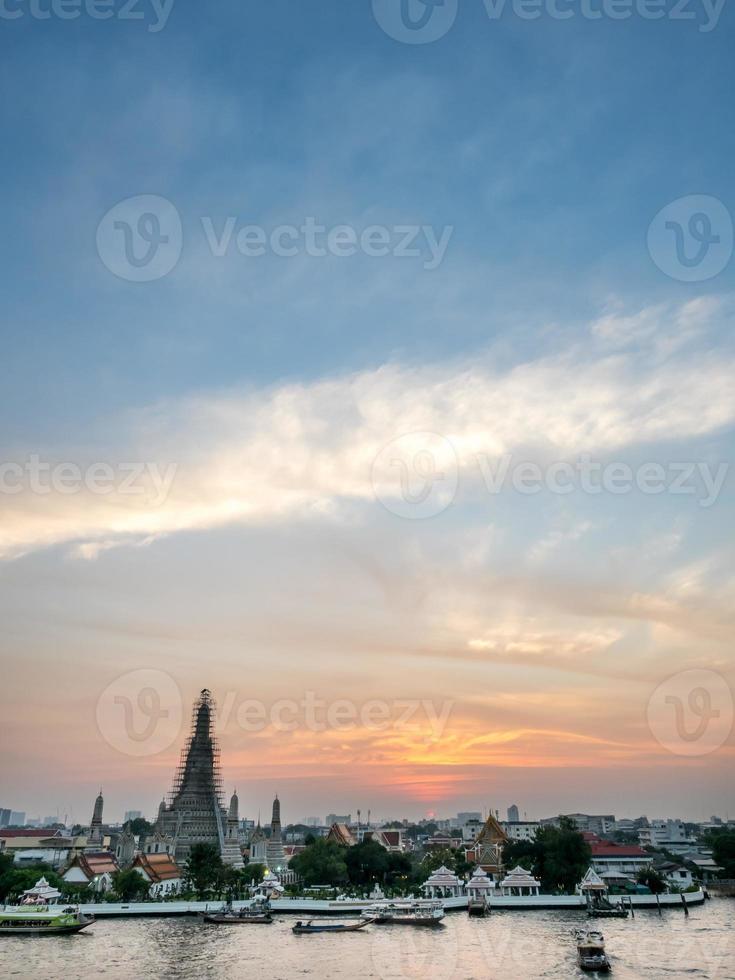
575,928,611,972
199,901,273,924
292,918,370,934
589,905,628,919
200,910,273,924
0,906,94,936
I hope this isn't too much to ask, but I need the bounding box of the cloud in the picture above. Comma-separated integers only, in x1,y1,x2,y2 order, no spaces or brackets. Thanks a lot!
1,299,733,561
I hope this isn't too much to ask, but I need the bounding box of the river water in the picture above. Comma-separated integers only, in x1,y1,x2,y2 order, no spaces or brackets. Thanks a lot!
0,899,732,979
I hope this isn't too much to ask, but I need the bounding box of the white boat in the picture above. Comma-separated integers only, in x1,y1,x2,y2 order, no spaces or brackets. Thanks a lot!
360,900,445,926
574,928,611,972
0,905,94,936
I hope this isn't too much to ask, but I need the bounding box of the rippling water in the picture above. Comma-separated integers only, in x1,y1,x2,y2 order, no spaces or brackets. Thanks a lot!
1,899,733,979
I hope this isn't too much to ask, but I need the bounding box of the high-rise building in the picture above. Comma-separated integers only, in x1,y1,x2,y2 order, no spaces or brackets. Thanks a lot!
123,810,142,823
325,813,351,825
0,809,11,828
507,804,520,823
9,811,26,828
156,689,241,867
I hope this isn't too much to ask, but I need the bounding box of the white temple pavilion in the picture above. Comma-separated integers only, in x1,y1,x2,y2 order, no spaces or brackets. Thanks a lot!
255,868,286,898
578,866,607,893
21,876,62,905
466,866,495,901
422,865,463,898
499,866,541,896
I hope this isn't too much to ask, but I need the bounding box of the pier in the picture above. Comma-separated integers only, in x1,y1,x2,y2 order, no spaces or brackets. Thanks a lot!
25,889,705,918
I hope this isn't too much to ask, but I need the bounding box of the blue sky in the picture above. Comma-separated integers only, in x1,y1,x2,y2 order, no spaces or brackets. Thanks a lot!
1,2,734,823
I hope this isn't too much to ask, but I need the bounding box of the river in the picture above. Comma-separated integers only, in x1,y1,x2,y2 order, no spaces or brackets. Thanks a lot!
0,898,732,979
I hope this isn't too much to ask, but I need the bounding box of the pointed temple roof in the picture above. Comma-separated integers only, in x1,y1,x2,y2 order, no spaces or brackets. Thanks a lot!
500,865,541,889
327,823,356,847
132,853,182,883
467,866,494,891
579,866,607,891
424,864,461,886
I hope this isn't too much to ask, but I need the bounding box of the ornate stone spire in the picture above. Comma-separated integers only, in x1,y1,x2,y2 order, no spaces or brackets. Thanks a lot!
266,793,286,872
89,789,104,844
270,795,281,839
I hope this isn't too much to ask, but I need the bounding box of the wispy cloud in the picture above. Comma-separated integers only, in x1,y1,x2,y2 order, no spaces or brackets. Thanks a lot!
1,299,733,562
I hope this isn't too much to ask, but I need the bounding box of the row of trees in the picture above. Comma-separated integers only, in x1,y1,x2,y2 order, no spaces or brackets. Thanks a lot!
289,838,414,891
289,821,593,896
0,845,268,905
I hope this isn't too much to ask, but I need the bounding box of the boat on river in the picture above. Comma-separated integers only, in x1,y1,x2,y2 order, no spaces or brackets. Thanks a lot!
588,895,628,918
292,918,370,934
361,900,445,926
575,928,611,972
199,900,273,924
0,906,94,936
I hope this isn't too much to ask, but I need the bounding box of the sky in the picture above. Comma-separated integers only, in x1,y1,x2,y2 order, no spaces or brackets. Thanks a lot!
1,0,734,827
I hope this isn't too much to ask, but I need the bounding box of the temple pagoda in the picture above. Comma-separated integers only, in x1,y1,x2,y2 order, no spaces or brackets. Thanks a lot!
464,811,508,879
156,690,241,867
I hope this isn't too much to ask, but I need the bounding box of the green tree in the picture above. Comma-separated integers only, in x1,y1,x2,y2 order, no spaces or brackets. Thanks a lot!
538,818,592,893
503,838,544,873
112,868,150,901
386,851,413,888
637,866,667,895
240,862,266,885
504,819,590,894
129,818,153,836
419,847,457,877
345,840,389,887
217,864,241,901
707,832,735,878
184,843,225,899
289,839,348,887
